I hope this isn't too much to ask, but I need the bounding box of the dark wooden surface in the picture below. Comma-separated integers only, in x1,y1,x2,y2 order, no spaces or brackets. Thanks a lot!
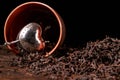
0,46,47,80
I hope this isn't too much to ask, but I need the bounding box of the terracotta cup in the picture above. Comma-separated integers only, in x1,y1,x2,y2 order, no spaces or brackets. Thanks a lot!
4,1,66,57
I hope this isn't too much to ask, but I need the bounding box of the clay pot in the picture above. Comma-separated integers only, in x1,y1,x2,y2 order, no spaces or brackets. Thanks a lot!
4,1,66,57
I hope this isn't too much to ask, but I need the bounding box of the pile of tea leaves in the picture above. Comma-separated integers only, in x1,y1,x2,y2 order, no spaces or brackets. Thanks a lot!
11,37,120,80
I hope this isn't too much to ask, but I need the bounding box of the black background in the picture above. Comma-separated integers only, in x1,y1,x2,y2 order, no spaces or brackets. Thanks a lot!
0,0,119,47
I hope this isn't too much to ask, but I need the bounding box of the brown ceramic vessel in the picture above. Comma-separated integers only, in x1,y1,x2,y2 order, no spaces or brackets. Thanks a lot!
4,1,66,57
